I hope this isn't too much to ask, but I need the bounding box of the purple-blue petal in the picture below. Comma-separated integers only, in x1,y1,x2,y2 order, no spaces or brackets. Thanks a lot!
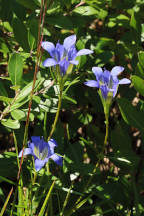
63,35,76,50
50,154,63,166
42,58,57,67
84,80,99,88
48,139,57,155
49,139,58,147
119,78,131,85
111,83,118,97
59,59,69,75
111,66,124,76
103,70,110,83
69,60,79,65
56,43,64,61
92,67,103,81
31,136,41,143
76,49,93,56
100,85,109,99
41,42,55,54
18,148,33,157
68,47,77,60
35,158,45,172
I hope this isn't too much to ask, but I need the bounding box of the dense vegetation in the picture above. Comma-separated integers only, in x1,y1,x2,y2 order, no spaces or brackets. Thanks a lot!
0,0,144,215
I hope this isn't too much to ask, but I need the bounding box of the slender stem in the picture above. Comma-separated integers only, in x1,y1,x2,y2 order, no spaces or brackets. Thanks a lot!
44,111,48,140
47,89,63,141
0,188,13,216
60,184,73,215
104,113,109,149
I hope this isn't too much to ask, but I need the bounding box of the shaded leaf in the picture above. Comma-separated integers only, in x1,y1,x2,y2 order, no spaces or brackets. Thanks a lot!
131,75,144,96
118,98,144,132
8,53,23,86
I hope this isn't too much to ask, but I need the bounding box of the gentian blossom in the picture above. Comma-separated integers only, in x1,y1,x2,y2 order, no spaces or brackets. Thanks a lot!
19,136,62,171
84,66,131,99
41,35,93,75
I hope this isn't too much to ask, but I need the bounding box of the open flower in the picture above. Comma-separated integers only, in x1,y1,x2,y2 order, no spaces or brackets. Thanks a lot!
84,66,131,99
19,136,62,171
41,35,93,75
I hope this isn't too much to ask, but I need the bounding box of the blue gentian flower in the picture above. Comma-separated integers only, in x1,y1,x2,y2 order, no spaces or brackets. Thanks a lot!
41,35,93,75
84,66,131,99
19,136,62,171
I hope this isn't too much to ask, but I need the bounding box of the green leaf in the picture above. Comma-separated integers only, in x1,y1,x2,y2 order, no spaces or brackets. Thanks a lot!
12,17,30,51
0,81,8,96
46,16,73,29
11,109,25,120
138,51,144,69
1,119,20,129
131,75,144,96
28,19,38,50
38,181,55,216
130,11,141,42
8,53,23,87
16,0,38,10
118,98,144,132
0,96,12,103
63,95,77,104
73,6,98,16
111,123,138,166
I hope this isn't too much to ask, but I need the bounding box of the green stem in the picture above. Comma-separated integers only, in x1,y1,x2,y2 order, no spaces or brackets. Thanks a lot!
44,111,48,140
47,88,63,141
104,113,109,149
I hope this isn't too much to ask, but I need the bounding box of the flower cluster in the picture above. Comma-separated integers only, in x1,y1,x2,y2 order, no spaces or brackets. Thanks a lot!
41,35,93,76
19,136,62,171
84,66,131,99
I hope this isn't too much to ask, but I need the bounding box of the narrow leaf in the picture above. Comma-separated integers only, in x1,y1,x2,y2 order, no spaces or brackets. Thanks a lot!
38,181,55,216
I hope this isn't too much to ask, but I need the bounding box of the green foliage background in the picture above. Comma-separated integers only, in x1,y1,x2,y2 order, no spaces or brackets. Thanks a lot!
0,0,144,215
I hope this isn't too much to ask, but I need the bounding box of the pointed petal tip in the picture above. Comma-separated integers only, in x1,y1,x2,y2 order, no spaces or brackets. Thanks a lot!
63,35,76,50
119,78,131,85
76,49,93,57
42,58,57,67
84,80,99,88
111,66,124,76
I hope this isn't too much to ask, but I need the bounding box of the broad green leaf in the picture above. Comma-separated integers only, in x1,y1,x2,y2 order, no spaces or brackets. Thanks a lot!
11,110,34,121
8,53,23,86
73,6,98,16
131,75,144,96
11,109,25,120
1,119,20,129
28,19,38,50
12,17,30,51
118,98,144,132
